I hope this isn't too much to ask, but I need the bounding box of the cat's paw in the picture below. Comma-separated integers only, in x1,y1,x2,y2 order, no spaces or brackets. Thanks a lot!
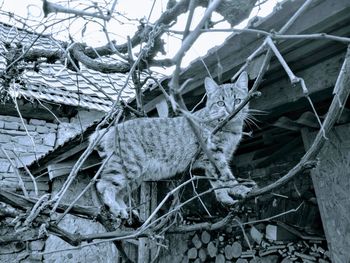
109,206,129,219
228,180,257,199
214,188,239,206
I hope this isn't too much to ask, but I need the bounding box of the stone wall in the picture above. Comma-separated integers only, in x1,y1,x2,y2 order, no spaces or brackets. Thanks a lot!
56,110,104,146
44,176,117,263
0,115,57,193
0,109,106,263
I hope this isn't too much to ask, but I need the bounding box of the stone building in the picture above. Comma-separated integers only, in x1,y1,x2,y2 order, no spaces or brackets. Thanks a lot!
0,21,161,262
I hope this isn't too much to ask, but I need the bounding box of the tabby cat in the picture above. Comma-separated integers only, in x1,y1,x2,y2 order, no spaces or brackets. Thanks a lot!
91,72,255,219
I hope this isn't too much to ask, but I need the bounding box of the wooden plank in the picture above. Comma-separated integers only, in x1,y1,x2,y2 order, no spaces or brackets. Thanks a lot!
0,100,64,121
250,52,344,114
155,98,169,117
31,140,89,175
149,182,158,261
138,182,151,263
255,137,301,168
301,124,350,263
47,157,99,180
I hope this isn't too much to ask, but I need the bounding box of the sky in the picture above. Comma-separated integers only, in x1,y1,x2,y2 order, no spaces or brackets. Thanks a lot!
0,0,282,74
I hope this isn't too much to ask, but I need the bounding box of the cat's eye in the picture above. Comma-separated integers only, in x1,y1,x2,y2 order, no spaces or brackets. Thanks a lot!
234,98,242,104
217,101,225,107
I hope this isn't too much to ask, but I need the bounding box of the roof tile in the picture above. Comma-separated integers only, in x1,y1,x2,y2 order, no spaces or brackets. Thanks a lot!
0,22,165,112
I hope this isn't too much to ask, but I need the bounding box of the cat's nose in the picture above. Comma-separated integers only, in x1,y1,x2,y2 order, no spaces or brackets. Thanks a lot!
226,104,234,114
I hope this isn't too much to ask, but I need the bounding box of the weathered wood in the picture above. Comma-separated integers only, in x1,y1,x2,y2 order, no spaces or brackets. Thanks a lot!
0,228,38,243
273,116,304,131
31,140,89,175
207,241,217,258
155,98,169,117
301,124,350,263
201,231,211,244
0,189,100,218
247,44,350,198
250,226,263,244
214,253,225,263
265,224,297,241
192,234,202,249
0,100,64,121
198,248,207,262
255,137,301,168
251,52,344,116
149,182,158,261
224,244,234,260
231,241,242,258
187,247,198,259
138,182,151,263
47,157,98,179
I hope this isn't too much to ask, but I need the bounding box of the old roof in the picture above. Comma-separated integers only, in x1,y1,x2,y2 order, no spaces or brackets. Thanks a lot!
0,22,165,112
27,0,350,173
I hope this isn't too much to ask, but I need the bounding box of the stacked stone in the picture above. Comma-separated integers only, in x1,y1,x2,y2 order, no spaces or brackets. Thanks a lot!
0,115,57,194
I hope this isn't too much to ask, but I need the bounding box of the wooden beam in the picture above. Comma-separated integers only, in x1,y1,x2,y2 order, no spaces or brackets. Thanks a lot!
250,52,344,114
31,140,89,175
255,137,302,168
0,99,67,121
47,156,99,180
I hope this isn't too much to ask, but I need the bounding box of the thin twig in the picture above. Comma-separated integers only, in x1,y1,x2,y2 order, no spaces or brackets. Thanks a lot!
0,146,28,198
55,152,114,223
11,151,38,197
50,112,120,213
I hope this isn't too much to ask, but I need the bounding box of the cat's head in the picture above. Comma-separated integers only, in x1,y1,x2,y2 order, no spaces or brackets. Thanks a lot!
204,71,249,122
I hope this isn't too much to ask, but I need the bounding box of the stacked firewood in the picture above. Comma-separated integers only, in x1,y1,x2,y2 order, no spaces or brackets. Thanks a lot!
184,225,331,262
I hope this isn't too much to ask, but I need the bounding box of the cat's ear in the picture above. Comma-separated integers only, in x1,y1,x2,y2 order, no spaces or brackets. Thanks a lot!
204,77,219,94
236,71,248,92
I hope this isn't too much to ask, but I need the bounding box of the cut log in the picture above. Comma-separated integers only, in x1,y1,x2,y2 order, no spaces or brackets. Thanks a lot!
207,241,217,258
231,242,242,258
187,247,197,259
201,231,211,244
192,234,202,249
294,252,316,261
215,254,225,263
249,257,261,263
198,248,207,262
224,245,234,260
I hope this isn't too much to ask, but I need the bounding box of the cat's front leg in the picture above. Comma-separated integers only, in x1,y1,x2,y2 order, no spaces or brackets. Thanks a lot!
205,162,239,205
96,177,129,219
206,154,254,205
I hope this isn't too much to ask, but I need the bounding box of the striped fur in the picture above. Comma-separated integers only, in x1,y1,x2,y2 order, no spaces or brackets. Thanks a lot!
92,72,254,218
